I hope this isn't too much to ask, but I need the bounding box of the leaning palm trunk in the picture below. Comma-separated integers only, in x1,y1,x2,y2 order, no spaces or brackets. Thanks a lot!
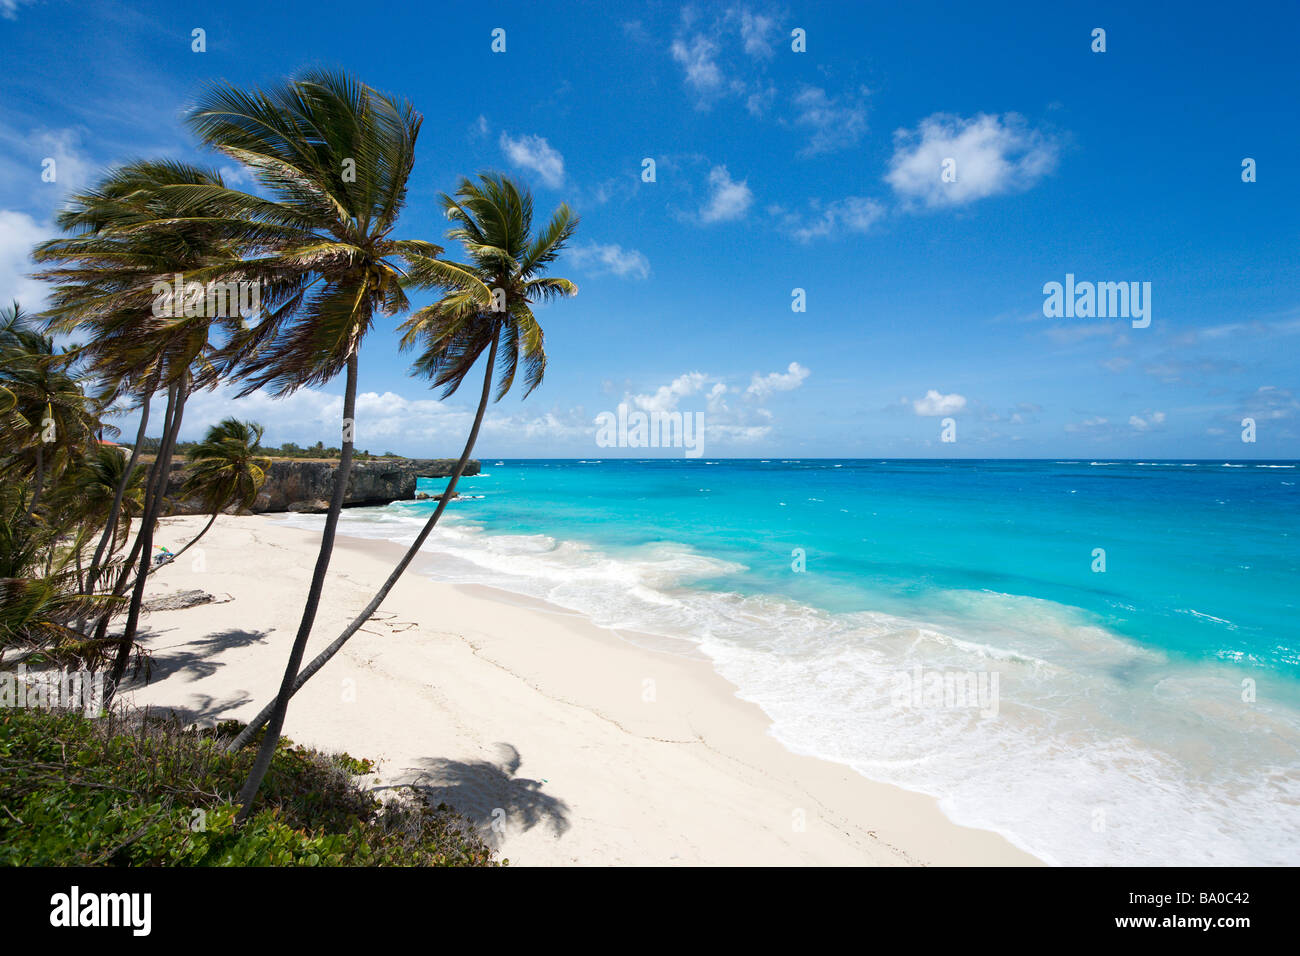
86,389,152,593
77,391,152,634
28,444,46,519
147,509,218,575
104,380,187,703
86,383,178,656
227,330,499,754
234,353,360,820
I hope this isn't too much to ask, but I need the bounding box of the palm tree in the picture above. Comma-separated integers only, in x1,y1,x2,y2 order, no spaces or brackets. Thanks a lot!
178,69,443,817
46,444,148,590
0,304,104,518
0,475,123,671
159,417,270,566
33,160,244,699
226,173,578,754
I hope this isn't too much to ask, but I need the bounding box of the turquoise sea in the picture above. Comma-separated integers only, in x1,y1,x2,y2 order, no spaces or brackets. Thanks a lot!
278,459,1300,865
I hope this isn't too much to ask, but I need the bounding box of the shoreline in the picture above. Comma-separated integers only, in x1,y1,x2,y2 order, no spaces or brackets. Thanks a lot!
125,513,1041,866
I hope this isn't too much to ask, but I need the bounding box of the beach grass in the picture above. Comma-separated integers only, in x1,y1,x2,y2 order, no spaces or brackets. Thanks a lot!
0,707,502,867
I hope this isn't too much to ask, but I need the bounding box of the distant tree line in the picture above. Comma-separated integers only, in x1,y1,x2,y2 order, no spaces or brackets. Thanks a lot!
130,437,406,461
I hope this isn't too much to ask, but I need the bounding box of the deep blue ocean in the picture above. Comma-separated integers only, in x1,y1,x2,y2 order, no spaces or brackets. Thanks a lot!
279,459,1300,865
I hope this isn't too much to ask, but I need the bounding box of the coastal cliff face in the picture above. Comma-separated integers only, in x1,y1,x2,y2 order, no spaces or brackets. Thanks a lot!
164,458,478,515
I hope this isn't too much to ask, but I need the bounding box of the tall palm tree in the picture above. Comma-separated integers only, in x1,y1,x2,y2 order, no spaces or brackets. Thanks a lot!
226,173,578,754
33,160,243,698
160,417,270,566
177,69,443,817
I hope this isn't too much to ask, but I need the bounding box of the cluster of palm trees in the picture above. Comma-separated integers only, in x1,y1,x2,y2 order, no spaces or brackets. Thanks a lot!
0,300,269,673
8,68,580,816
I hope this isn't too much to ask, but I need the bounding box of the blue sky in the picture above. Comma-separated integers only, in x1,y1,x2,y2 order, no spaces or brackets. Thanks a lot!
2,0,1297,458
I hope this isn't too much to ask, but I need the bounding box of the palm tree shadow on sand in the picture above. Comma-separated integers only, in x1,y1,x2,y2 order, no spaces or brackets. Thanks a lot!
127,628,271,685
376,743,570,846
138,691,255,726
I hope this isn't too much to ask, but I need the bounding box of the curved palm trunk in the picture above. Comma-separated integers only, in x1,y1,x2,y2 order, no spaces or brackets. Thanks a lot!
235,352,360,820
227,329,500,755
147,509,218,575
86,391,152,593
86,386,179,660
28,444,46,519
86,387,179,667
104,380,187,704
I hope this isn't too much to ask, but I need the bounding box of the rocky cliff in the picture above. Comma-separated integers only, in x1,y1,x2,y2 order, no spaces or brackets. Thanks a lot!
164,457,479,515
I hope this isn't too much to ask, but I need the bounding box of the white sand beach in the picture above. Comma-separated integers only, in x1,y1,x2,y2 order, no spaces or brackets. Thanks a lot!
123,514,1040,866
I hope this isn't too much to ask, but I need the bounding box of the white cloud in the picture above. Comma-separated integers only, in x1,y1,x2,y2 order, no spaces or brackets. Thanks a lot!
670,7,783,108
0,209,54,309
218,164,255,189
745,81,777,117
1064,416,1110,434
886,112,1058,208
28,128,94,197
632,372,709,413
0,0,36,22
747,361,810,399
120,382,593,455
670,34,725,101
499,132,565,188
912,389,967,416
780,196,884,242
1128,410,1166,430
567,242,650,280
1243,385,1300,421
699,165,753,223
792,86,868,156
0,125,95,212
734,8,777,58
611,361,810,450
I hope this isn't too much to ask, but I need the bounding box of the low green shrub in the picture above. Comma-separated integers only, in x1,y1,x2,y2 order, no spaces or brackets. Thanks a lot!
0,708,500,866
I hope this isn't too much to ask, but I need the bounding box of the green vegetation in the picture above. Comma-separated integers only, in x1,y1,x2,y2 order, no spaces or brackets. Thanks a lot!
0,305,269,676
134,437,406,461
0,708,501,866
7,66,580,826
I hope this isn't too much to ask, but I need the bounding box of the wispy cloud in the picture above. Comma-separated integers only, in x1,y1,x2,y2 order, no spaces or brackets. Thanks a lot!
499,131,565,188
0,0,37,21
1064,416,1111,435
670,34,726,105
0,124,97,214
774,196,884,242
791,85,869,156
732,7,777,58
567,242,651,280
1143,357,1243,383
1128,410,1167,431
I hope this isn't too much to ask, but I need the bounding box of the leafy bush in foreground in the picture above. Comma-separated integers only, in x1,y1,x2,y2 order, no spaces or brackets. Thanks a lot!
0,708,501,866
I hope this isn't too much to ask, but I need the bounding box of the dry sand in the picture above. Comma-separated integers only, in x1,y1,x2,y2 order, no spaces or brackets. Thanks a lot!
123,513,1041,866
